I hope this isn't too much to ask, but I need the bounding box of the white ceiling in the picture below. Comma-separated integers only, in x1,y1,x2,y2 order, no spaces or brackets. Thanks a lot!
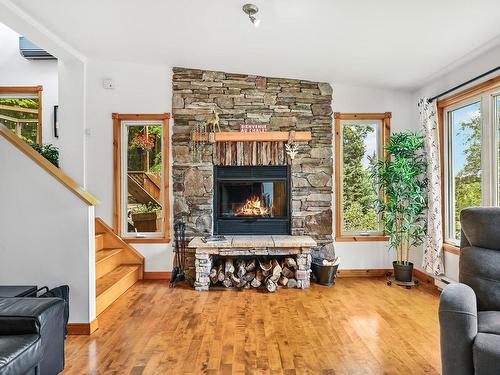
8,0,500,90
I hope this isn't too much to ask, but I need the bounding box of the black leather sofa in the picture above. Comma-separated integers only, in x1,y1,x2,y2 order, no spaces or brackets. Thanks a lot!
0,298,65,375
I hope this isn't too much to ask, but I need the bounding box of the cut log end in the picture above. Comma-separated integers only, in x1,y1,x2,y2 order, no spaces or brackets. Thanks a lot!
216,256,300,292
266,278,277,292
287,278,297,288
279,275,289,286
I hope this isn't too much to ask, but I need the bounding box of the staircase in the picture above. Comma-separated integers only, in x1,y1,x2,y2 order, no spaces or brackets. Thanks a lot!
127,171,162,206
95,218,144,316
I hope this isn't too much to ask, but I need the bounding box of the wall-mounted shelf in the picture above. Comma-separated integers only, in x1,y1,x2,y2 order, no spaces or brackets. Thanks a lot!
192,131,312,142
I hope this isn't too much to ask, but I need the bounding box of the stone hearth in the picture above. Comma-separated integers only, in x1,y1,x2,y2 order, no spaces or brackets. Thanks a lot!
188,235,316,291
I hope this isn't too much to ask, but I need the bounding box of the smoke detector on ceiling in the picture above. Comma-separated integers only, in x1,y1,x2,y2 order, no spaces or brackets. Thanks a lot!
242,4,261,28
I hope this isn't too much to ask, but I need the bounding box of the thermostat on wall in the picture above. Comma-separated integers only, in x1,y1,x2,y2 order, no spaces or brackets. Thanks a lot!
102,78,114,89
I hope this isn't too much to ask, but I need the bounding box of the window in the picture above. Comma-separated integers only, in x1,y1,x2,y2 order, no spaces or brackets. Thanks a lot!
0,86,42,144
440,76,500,247
112,113,170,242
334,112,391,241
497,95,500,203
444,101,482,242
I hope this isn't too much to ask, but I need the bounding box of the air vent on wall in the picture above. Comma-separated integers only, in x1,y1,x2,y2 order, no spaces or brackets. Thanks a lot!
19,37,56,60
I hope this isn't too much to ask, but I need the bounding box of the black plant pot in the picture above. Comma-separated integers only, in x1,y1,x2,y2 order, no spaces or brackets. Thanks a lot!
311,260,339,286
393,261,413,282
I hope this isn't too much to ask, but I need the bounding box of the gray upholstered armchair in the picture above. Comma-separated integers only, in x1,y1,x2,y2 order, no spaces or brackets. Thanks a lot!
439,207,500,375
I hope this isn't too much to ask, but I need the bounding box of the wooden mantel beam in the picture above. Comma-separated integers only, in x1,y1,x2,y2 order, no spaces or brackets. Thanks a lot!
192,131,312,142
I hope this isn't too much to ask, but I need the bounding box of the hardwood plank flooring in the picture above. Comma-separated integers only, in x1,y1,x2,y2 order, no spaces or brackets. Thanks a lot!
63,278,441,375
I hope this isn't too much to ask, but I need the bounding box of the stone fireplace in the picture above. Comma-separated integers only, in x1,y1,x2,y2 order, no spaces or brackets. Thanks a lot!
172,67,333,288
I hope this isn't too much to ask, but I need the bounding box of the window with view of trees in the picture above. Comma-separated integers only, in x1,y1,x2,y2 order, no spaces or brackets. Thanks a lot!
334,113,391,240
0,87,42,144
446,102,482,241
113,114,170,242
441,81,500,246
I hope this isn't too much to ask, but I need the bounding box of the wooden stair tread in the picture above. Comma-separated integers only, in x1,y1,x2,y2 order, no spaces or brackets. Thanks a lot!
95,248,123,263
96,264,140,297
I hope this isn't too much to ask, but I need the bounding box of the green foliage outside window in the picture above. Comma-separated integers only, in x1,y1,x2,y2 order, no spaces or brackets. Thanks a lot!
0,97,39,143
453,113,481,238
342,124,379,232
127,125,162,174
133,202,161,214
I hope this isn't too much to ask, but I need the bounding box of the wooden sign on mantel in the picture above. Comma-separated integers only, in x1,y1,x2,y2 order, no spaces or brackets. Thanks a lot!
191,131,312,142
240,124,268,133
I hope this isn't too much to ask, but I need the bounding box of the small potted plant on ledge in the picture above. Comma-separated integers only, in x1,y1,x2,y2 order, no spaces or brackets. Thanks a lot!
370,131,428,283
131,203,161,232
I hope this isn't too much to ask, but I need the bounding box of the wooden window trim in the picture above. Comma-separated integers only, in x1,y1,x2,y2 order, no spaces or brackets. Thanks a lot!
334,112,391,242
0,86,43,144
437,75,500,254
112,113,171,243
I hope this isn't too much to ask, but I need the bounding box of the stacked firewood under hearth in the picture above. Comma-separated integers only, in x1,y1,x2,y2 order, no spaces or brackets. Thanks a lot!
210,257,299,292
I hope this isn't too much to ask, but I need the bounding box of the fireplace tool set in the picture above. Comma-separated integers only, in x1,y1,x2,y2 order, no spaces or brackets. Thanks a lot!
169,221,187,288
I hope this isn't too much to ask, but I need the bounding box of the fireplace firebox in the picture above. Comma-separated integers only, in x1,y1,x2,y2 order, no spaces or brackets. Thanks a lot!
213,166,291,235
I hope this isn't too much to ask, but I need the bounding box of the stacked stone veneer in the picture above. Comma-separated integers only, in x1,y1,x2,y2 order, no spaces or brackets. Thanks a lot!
172,68,333,281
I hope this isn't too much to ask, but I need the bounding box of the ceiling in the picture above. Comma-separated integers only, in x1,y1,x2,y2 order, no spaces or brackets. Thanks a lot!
7,0,500,90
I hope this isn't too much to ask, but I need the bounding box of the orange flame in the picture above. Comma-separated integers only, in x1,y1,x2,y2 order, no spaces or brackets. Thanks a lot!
235,196,271,216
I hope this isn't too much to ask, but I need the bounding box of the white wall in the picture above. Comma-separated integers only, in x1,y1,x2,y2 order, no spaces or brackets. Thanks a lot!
0,136,95,323
0,22,58,145
332,83,414,269
411,43,500,280
85,60,173,272
57,58,86,187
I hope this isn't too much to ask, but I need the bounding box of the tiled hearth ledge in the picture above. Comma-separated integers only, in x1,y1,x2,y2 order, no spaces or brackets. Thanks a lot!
188,235,316,291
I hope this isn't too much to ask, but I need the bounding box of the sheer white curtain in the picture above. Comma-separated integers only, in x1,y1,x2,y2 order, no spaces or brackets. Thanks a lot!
419,98,444,275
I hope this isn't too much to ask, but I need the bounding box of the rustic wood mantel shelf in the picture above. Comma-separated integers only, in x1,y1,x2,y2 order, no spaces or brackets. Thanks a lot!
192,131,312,142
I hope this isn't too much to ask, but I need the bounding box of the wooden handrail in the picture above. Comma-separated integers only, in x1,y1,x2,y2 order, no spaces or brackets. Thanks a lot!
0,124,100,206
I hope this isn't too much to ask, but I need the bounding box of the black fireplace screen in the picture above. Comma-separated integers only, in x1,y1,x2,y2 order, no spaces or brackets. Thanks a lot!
214,166,290,235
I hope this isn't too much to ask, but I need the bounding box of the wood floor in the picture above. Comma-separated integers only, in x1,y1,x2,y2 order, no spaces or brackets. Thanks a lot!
63,278,441,375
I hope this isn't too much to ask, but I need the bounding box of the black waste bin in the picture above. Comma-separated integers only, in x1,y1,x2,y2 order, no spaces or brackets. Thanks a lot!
311,259,339,286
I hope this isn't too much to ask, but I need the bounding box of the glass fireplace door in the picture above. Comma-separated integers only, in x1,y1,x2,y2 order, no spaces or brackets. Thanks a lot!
214,166,291,235
218,181,287,218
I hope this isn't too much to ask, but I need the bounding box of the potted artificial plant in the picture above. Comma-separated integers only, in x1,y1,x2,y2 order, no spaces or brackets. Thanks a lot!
370,131,428,282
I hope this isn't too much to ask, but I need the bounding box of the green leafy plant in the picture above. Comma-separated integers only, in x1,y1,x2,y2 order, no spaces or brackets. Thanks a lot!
132,202,161,214
370,131,428,264
30,142,59,167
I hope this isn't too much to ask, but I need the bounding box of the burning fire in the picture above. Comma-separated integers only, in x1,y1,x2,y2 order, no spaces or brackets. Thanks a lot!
235,196,271,217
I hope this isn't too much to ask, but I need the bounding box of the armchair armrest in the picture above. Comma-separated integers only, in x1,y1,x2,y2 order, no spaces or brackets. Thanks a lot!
439,283,478,375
